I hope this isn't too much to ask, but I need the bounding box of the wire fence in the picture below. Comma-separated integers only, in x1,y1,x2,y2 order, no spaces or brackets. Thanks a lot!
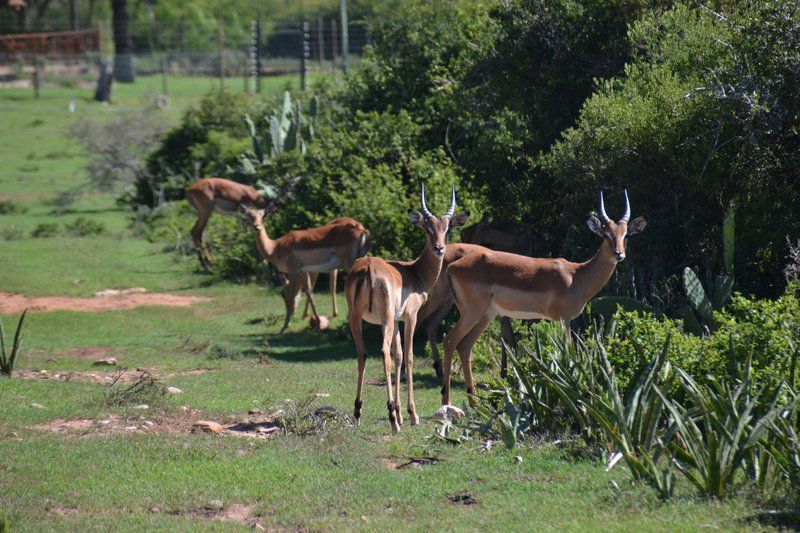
0,18,370,90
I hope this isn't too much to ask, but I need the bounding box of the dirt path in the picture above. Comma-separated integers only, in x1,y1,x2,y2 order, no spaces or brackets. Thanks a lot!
0,291,211,314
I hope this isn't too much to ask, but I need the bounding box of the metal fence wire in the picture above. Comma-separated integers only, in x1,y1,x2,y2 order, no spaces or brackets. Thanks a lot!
0,18,370,88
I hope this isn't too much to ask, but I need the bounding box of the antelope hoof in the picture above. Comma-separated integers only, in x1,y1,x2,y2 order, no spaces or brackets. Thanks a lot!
409,411,419,426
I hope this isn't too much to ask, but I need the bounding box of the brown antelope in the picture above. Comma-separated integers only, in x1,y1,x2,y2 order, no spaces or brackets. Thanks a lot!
441,190,646,406
415,242,518,380
241,208,370,333
186,177,271,269
345,185,469,433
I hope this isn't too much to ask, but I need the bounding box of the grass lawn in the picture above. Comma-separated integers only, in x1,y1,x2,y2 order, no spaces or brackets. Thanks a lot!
0,77,781,531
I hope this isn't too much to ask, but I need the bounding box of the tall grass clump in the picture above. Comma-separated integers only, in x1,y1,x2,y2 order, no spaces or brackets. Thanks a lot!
0,310,27,377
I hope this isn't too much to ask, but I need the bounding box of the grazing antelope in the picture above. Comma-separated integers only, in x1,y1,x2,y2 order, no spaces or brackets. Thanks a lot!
346,185,469,433
241,207,370,333
441,190,647,406
186,177,270,270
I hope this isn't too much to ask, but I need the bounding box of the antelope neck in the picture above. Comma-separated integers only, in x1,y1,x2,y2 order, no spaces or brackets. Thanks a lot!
409,240,444,291
253,224,277,257
573,241,619,302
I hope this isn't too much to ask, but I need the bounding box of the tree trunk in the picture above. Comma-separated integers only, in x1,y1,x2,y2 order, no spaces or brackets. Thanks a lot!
110,0,135,83
69,0,78,30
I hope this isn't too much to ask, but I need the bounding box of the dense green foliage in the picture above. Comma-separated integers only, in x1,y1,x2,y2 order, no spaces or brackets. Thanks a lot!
136,0,798,298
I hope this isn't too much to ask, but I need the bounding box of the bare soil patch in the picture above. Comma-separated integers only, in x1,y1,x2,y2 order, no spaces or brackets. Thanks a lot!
16,366,218,385
30,412,198,438
30,411,279,441
16,368,143,384
165,502,261,526
0,291,211,314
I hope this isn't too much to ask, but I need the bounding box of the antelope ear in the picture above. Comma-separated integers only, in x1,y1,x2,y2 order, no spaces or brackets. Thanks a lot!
449,211,470,229
627,216,647,235
586,216,605,237
408,209,425,227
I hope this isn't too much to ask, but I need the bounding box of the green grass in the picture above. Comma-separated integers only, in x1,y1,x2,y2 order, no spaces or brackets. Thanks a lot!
0,76,783,531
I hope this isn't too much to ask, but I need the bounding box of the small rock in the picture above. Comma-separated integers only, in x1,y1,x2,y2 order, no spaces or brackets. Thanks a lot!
166,386,182,395
207,499,224,510
310,315,330,330
98,420,111,425
248,407,263,415
514,456,523,464
125,426,139,431
133,404,149,410
192,421,223,434
180,405,190,412
432,404,465,422
93,357,117,366
144,421,155,426
316,393,330,398
121,287,147,295
31,403,45,409
39,369,48,375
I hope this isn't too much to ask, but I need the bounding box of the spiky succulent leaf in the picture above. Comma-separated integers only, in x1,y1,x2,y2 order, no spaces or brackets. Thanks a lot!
683,267,714,324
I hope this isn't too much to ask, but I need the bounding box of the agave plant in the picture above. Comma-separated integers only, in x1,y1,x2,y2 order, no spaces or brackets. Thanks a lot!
579,338,677,499
657,357,785,498
0,309,27,377
678,202,735,334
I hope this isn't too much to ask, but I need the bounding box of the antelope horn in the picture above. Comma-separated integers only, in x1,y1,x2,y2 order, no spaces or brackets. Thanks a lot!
621,189,631,223
444,184,456,218
599,191,610,223
420,183,434,218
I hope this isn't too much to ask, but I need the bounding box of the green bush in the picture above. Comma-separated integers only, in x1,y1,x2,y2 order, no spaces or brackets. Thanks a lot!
0,200,27,215
271,110,486,261
138,91,271,207
64,217,106,237
604,286,800,391
30,223,60,238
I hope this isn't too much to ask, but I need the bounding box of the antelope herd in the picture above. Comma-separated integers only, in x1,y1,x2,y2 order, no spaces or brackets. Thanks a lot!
187,178,646,433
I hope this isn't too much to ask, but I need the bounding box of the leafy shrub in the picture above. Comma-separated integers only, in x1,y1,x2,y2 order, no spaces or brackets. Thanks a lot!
271,110,486,260
64,217,106,237
139,91,271,207
72,107,169,199
0,200,27,215
1,225,24,241
602,285,800,393
30,223,60,238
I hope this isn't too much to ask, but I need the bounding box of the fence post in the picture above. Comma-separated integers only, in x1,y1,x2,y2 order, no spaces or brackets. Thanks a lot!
340,0,349,74
251,17,262,94
161,54,169,97
33,55,41,99
217,5,225,90
300,21,310,90
317,18,325,70
331,18,338,72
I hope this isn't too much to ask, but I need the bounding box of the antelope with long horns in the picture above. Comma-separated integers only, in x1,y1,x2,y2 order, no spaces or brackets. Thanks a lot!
441,190,646,406
346,184,469,433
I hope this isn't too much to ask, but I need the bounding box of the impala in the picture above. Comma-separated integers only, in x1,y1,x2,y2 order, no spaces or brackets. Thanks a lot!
441,190,646,406
415,242,515,380
242,208,370,333
346,185,469,433
186,177,270,270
